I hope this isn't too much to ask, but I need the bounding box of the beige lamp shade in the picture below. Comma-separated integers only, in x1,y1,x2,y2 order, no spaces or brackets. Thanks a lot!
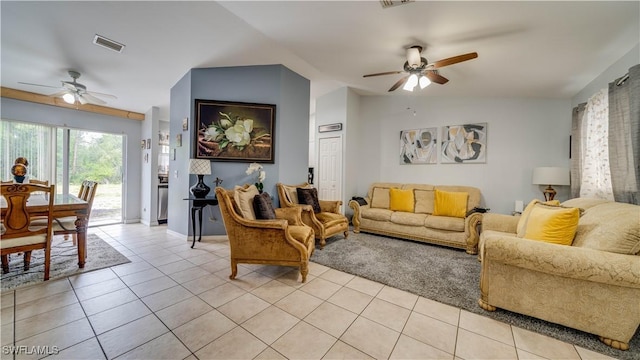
188,159,211,175
532,167,570,186
532,167,569,201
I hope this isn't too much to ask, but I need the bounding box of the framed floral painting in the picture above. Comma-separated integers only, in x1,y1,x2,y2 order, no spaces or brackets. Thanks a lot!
194,99,276,162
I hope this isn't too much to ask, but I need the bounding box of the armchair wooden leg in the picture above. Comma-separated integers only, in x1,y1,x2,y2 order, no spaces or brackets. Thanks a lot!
229,259,238,280
1,255,9,274
344,230,349,239
23,251,32,270
300,262,309,283
319,238,326,249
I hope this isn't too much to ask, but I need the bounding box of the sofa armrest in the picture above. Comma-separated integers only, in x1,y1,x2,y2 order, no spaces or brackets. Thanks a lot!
482,213,519,234
349,200,370,233
319,199,342,213
483,235,640,288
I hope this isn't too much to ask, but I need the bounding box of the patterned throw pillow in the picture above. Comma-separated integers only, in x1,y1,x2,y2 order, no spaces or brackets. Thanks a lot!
297,187,321,213
253,192,276,220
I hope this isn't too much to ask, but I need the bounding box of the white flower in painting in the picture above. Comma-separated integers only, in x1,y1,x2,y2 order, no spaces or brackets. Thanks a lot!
203,126,224,142
225,119,253,147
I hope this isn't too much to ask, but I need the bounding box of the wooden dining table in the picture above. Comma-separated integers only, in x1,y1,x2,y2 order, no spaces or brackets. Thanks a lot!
1,193,90,268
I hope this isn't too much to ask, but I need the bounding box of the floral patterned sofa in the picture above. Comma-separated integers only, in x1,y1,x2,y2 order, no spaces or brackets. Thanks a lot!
478,198,640,350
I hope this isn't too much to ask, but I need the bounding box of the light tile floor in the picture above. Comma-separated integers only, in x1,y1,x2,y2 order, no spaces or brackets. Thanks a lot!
0,224,619,360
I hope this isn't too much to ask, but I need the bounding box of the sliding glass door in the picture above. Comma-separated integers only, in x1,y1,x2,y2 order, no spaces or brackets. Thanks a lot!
57,128,124,225
1,120,124,226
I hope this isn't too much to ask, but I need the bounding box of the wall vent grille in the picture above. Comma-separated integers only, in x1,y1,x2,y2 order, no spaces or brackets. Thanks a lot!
380,0,414,9
93,34,125,53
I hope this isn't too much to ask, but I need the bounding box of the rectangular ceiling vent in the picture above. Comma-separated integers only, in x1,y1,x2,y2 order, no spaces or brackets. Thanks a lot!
93,34,125,53
380,0,414,9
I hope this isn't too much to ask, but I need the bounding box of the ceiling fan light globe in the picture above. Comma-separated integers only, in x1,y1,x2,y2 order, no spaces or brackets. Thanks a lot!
419,75,431,89
403,74,418,91
62,93,75,104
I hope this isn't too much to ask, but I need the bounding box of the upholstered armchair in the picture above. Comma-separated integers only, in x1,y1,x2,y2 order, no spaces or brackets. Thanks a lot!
277,182,349,248
215,186,315,282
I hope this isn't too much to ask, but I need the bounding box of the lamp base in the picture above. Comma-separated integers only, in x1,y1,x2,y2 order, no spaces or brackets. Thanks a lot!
190,175,210,198
543,185,557,202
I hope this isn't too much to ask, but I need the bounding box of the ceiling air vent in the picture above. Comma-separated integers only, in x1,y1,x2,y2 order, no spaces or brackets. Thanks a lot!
93,34,125,53
380,0,414,9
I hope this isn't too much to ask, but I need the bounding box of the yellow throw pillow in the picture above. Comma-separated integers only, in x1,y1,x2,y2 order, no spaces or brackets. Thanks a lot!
517,199,564,237
389,188,414,212
523,204,580,245
433,189,468,218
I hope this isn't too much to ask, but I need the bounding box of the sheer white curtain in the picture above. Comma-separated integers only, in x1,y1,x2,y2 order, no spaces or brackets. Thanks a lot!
579,89,614,200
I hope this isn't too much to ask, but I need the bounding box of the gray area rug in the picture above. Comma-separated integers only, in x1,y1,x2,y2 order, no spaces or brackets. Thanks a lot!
1,233,130,291
311,231,639,360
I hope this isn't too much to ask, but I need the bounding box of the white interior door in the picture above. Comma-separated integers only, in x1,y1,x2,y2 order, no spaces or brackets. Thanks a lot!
318,136,342,203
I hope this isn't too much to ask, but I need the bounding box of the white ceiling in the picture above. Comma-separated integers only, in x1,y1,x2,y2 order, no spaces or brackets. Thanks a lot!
1,1,638,121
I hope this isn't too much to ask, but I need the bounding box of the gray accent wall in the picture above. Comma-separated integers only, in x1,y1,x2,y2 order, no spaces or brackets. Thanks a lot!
167,65,310,237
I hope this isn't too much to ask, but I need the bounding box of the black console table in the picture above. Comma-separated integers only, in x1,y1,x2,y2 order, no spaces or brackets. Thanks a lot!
183,196,219,248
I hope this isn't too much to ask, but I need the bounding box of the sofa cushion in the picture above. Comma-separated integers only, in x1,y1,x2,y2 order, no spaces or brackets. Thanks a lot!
316,212,347,227
371,187,391,209
424,215,465,232
234,185,259,220
297,187,321,213
389,188,414,212
433,190,468,218
572,202,640,255
414,189,435,214
361,208,392,222
523,204,580,245
390,212,426,226
253,192,276,220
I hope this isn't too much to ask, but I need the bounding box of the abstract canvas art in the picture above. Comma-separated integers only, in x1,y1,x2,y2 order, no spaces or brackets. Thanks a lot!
441,123,487,164
400,128,437,164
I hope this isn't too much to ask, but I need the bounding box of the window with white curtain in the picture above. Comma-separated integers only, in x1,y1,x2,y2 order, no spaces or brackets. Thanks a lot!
0,120,54,183
578,89,615,200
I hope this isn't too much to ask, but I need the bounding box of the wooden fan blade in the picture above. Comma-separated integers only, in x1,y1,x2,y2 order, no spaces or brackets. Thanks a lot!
429,52,478,69
388,76,409,92
363,70,404,78
425,71,449,85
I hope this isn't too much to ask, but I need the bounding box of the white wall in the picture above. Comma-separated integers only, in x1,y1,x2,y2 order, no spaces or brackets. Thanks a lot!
573,44,639,106
349,95,571,215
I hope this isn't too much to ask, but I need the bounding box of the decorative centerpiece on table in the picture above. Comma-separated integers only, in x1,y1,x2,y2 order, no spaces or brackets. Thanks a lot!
11,157,29,183
246,162,266,193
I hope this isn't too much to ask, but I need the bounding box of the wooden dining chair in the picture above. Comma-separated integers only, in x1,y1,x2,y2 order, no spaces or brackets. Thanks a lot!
1,183,55,280
1,179,49,185
52,181,98,243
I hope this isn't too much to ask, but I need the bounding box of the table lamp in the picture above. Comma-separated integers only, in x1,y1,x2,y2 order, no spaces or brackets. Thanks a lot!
532,167,570,201
188,159,211,198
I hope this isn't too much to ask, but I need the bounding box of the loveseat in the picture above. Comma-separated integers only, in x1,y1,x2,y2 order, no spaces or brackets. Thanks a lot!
349,182,483,254
478,198,640,350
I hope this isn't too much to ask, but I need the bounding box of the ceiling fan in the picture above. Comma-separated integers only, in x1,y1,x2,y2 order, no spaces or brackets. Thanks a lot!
19,70,117,105
363,46,478,92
